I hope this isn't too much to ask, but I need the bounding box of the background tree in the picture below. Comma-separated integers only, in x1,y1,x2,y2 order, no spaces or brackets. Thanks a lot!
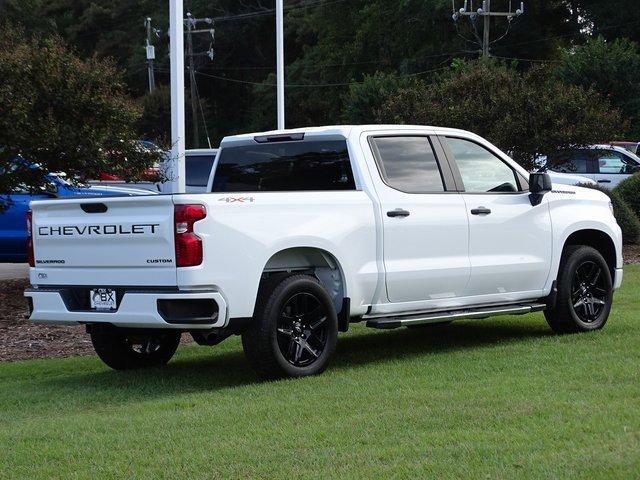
0,26,165,199
556,36,640,137
0,1,636,148
373,60,626,169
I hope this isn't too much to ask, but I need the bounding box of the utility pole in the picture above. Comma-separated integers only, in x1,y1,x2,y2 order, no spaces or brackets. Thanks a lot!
452,1,525,58
482,0,490,58
184,12,214,149
144,17,156,93
169,0,186,194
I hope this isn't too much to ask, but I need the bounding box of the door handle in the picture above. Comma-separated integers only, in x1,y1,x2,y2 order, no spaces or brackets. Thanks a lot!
471,207,492,215
597,179,611,183
387,208,411,218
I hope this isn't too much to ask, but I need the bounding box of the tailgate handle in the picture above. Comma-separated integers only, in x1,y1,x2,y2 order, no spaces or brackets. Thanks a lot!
81,203,108,214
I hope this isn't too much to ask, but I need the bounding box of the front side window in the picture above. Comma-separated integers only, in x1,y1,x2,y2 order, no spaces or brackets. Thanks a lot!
371,136,445,193
211,140,355,192
446,137,519,193
596,150,637,175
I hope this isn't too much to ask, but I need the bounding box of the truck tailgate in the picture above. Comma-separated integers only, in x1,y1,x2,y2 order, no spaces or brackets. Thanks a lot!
30,195,177,286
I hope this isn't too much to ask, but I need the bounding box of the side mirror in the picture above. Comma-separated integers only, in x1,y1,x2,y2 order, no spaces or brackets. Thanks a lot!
529,172,552,206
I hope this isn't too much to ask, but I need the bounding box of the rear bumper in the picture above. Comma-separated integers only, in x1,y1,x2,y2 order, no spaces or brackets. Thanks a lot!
24,288,228,330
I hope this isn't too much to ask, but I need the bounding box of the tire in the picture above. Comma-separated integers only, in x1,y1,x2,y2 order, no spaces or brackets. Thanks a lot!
90,329,181,370
242,274,338,379
545,245,613,334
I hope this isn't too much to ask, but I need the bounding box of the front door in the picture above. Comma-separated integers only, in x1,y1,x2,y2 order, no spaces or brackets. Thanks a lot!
443,136,553,300
592,149,638,188
367,135,470,303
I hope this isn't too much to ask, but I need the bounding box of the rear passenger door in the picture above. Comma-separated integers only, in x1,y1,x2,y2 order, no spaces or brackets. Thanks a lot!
368,135,470,304
442,136,552,300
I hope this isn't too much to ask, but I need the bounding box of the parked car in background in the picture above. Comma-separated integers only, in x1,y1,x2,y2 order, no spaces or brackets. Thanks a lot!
610,141,640,155
158,149,219,194
543,145,640,188
544,170,597,187
95,148,219,194
1,169,154,263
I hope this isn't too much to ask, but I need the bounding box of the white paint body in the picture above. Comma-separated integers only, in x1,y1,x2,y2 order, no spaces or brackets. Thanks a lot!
25,126,623,330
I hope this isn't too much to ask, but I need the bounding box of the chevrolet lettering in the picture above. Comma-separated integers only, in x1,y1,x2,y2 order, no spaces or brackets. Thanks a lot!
37,224,160,236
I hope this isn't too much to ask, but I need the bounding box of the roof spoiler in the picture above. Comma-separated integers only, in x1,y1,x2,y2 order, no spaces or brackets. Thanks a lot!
254,133,305,143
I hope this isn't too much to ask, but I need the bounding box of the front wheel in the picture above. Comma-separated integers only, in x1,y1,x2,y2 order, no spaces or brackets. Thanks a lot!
242,275,338,379
90,329,181,370
545,245,613,334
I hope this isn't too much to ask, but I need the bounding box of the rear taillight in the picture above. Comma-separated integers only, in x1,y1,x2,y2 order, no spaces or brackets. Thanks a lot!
174,204,206,267
26,211,34,267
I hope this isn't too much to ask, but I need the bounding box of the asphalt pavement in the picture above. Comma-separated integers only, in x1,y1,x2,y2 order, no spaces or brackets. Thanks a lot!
0,264,29,280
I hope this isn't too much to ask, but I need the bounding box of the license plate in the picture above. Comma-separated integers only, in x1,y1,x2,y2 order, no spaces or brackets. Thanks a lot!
90,288,117,310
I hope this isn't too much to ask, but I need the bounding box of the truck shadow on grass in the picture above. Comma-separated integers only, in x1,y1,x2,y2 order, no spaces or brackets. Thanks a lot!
38,318,553,401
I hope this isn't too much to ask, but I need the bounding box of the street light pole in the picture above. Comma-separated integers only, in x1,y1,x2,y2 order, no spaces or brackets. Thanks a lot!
276,0,285,130
169,0,186,193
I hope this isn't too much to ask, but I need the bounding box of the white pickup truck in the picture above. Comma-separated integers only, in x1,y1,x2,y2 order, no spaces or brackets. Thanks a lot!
25,125,623,379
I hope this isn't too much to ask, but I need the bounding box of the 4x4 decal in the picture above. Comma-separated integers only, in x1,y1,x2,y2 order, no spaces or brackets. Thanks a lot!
218,197,255,203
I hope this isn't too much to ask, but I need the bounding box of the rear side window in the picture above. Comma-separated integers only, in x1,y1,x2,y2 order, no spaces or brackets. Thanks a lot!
211,140,355,192
555,156,589,174
370,136,445,193
186,155,216,187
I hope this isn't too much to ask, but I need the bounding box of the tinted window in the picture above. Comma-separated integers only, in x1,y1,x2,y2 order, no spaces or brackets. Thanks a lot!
371,137,445,193
211,140,355,192
186,155,216,187
447,137,519,193
554,153,589,173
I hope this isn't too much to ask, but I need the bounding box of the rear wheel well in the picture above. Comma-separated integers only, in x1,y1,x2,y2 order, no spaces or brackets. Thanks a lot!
258,248,349,331
563,229,616,279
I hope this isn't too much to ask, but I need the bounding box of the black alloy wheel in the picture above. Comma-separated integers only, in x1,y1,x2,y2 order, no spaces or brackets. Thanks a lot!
570,260,608,323
276,292,330,367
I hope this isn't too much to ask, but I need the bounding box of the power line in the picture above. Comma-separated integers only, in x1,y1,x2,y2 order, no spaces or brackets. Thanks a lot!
211,0,351,23
185,63,453,88
185,12,215,148
193,69,212,149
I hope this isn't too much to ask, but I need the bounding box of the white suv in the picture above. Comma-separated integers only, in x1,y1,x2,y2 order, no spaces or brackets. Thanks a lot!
545,145,640,188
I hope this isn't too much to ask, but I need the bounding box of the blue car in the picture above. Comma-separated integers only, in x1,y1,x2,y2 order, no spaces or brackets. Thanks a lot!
0,171,155,263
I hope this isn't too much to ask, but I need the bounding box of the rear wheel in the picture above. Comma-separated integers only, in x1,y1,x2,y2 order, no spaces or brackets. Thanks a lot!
545,245,613,334
242,275,338,379
90,329,181,370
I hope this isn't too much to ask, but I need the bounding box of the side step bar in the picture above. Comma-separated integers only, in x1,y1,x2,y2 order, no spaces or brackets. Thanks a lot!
365,303,547,330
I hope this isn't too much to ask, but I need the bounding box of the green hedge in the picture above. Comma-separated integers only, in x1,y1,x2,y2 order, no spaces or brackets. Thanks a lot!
580,182,640,245
615,173,640,219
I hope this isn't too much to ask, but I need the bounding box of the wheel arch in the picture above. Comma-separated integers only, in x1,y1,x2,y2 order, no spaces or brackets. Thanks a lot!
562,229,617,280
258,246,350,329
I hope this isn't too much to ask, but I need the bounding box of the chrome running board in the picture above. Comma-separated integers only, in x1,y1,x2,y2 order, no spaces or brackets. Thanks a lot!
365,303,547,330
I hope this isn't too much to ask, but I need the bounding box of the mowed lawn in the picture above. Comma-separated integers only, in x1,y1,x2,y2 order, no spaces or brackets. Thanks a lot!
1,270,639,479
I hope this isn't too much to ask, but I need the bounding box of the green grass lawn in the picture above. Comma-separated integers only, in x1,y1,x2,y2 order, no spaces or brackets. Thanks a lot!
1,269,639,479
